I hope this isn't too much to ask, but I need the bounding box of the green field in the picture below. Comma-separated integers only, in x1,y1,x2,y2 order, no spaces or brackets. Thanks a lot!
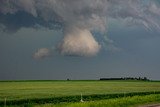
0,80,160,106
37,94,160,107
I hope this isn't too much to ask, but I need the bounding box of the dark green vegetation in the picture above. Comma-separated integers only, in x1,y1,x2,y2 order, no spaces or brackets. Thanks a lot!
2,91,160,106
0,80,160,106
100,77,149,81
40,94,160,107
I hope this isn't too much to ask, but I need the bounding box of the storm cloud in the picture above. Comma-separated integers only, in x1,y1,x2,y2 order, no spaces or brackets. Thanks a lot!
0,0,160,57
58,27,101,57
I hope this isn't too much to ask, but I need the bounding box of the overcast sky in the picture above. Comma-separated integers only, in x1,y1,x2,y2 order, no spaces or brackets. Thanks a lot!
0,0,160,80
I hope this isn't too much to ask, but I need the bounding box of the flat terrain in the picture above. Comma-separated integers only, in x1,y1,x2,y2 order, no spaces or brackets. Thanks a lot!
0,80,160,101
36,94,160,107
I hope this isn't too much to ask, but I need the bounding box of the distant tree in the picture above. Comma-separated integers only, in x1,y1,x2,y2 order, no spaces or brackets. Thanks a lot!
138,77,141,80
143,77,148,81
100,77,149,81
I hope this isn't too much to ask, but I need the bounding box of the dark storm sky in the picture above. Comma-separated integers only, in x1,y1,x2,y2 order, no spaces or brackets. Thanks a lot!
0,0,160,80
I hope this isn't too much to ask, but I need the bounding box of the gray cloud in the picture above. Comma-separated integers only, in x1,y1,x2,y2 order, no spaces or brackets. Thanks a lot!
108,0,160,30
0,0,160,57
33,48,51,60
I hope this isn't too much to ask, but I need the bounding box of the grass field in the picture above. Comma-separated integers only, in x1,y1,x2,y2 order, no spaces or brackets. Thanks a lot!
0,80,160,106
36,94,160,107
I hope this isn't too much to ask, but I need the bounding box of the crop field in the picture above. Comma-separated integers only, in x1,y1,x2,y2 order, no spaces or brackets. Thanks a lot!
0,80,160,106
37,94,160,107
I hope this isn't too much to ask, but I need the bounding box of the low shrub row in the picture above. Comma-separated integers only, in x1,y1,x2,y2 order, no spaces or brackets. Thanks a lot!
0,91,160,106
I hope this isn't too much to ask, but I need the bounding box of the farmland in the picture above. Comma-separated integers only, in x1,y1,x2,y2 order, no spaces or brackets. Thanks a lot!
0,80,160,106
37,94,160,107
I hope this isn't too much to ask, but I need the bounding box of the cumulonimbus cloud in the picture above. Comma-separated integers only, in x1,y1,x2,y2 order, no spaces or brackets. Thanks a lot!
58,27,101,57
0,0,160,58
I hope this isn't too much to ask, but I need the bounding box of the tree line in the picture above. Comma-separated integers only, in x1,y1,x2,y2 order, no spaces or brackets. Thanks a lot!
100,77,149,81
